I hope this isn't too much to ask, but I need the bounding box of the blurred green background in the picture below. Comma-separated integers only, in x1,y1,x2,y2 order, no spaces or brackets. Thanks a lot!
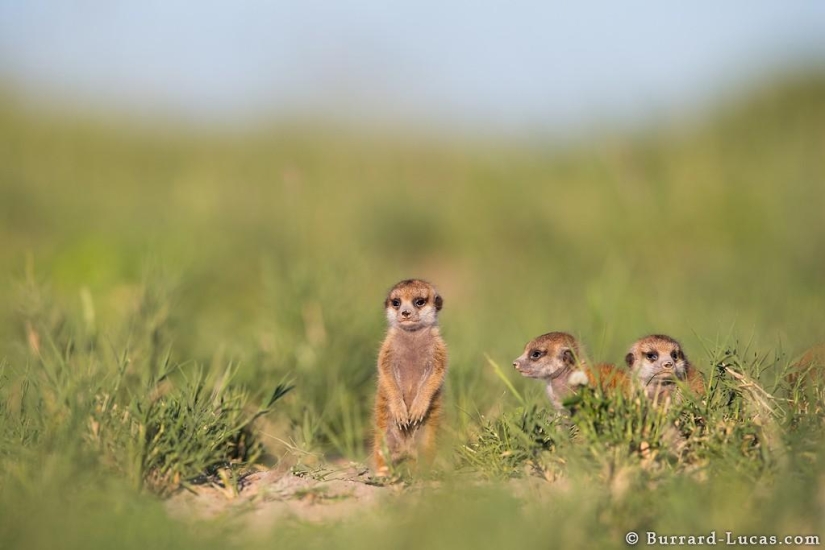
2,73,823,380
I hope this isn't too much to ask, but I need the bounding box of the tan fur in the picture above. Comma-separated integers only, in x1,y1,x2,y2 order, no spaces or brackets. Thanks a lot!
625,334,705,405
513,332,629,410
787,344,825,390
372,279,447,475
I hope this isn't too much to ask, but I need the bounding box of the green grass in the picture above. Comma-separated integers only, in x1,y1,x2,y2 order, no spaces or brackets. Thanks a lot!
1,282,293,498
1,73,825,549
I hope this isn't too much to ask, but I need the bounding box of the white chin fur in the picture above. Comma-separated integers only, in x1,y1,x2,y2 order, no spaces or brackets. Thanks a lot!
637,363,685,386
386,307,437,329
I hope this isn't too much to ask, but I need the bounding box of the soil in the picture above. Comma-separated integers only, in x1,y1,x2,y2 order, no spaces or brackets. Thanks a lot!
166,463,398,528
166,462,566,529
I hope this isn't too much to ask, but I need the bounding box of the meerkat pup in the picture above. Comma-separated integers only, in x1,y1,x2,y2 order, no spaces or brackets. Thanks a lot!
624,334,705,404
787,344,825,391
513,332,628,411
372,279,447,475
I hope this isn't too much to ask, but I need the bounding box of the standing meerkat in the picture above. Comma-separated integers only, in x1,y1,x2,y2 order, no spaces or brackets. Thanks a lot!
624,334,705,404
513,332,628,411
372,279,447,475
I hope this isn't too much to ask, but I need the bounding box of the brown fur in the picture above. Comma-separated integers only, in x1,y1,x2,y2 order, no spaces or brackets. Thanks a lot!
625,334,705,405
372,279,447,475
513,332,629,409
787,344,825,390
587,362,631,394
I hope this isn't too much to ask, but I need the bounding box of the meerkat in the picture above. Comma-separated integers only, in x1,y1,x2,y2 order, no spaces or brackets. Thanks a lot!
624,334,705,405
513,332,629,411
787,344,825,392
372,279,447,476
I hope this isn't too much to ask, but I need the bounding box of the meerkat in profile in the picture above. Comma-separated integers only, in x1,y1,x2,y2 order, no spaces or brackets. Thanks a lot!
513,332,628,411
788,345,825,384
372,279,447,476
624,334,705,404
787,344,825,397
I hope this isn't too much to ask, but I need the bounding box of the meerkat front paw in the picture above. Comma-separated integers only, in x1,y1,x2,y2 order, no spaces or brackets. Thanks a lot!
407,399,429,425
390,403,410,428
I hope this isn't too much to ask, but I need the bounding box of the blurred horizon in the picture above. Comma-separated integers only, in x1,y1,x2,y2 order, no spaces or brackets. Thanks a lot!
1,3,824,364
1,2,825,135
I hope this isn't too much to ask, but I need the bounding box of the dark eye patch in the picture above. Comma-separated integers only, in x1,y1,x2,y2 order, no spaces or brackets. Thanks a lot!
414,297,427,308
671,350,678,360
645,351,658,361
530,349,545,360
391,298,401,308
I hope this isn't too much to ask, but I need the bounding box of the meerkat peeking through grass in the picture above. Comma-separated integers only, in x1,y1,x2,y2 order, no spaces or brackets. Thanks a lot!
787,344,825,391
513,332,628,411
625,334,705,405
372,279,447,476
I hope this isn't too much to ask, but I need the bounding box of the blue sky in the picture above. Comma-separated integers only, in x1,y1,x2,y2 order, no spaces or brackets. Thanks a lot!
1,2,824,131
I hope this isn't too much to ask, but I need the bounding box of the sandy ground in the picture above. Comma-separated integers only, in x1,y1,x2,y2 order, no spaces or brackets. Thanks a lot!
166,462,566,531
166,464,400,528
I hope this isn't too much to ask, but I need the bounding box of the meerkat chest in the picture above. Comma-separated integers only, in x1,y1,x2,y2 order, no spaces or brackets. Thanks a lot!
391,331,438,405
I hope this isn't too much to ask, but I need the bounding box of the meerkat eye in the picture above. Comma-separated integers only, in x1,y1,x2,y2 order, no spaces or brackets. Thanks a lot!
530,350,543,360
671,350,679,360
414,298,427,308
645,352,658,361
391,299,401,308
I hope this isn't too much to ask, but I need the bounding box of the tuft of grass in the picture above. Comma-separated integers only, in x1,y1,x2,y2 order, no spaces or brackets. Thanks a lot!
457,405,565,479
1,286,293,498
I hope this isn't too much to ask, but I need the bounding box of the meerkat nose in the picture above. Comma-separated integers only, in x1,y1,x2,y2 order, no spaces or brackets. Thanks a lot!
662,360,673,369
401,310,411,318
513,361,518,368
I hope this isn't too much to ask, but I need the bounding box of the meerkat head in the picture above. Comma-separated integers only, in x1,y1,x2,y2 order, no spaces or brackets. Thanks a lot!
625,334,688,390
512,332,582,380
384,279,443,331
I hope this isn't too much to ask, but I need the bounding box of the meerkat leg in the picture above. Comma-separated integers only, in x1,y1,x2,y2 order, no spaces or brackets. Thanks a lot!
416,393,442,470
372,393,392,476
373,445,388,476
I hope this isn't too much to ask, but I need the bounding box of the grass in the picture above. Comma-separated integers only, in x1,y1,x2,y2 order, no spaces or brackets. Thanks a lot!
1,73,825,548
1,282,293,499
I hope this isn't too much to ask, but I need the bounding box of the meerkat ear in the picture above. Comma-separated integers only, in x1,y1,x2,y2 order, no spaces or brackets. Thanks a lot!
562,348,576,366
434,294,443,311
625,353,635,367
